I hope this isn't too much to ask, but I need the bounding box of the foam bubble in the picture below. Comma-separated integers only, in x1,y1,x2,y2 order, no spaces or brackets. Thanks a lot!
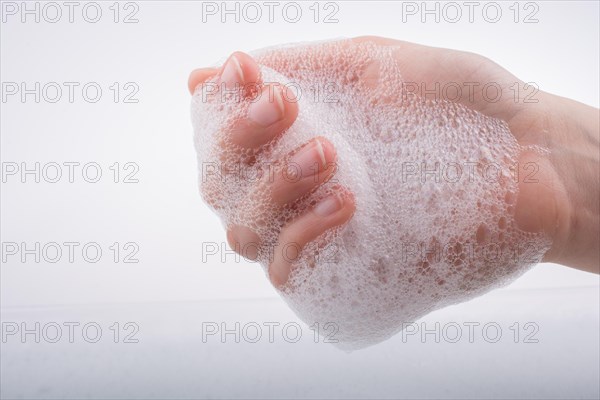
191,40,551,350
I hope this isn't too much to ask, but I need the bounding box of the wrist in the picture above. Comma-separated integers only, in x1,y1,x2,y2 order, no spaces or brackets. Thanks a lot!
537,93,599,272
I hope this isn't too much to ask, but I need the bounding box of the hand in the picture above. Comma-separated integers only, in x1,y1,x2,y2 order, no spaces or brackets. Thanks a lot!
188,36,599,288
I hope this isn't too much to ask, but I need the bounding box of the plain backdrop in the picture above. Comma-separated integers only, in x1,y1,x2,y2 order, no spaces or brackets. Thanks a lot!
1,2,599,399
1,0,598,307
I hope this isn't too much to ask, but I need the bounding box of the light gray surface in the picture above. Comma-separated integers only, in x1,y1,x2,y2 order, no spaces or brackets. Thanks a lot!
2,286,598,399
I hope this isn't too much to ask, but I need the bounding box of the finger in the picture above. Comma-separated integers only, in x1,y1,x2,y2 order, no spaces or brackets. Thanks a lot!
226,138,336,260
189,51,262,95
218,51,261,91
269,191,356,287
269,137,336,206
214,54,299,151
227,83,299,149
199,54,298,207
227,225,261,261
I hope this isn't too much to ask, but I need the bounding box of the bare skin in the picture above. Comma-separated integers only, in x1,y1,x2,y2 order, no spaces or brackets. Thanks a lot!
189,36,600,286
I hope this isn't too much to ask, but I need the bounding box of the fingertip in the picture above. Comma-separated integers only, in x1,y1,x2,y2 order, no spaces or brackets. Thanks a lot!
227,82,300,150
227,51,261,88
314,136,337,169
188,67,219,94
281,87,299,126
226,225,261,261
269,262,290,288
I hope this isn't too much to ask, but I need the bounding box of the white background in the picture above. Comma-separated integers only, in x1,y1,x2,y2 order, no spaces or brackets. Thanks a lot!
1,1,599,399
1,0,598,307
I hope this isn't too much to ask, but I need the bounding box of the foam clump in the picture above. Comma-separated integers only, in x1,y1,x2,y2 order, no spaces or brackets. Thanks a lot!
191,39,550,350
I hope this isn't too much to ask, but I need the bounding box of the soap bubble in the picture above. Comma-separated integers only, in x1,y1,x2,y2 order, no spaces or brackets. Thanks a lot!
191,40,550,350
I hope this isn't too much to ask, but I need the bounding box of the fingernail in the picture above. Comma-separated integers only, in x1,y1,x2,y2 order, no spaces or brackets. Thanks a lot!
220,55,244,89
314,194,344,217
248,86,285,127
287,139,328,180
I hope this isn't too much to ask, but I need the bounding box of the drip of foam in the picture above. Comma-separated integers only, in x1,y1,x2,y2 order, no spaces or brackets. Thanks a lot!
191,40,551,350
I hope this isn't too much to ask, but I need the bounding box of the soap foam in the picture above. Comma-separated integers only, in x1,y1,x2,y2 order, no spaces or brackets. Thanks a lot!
191,39,550,350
